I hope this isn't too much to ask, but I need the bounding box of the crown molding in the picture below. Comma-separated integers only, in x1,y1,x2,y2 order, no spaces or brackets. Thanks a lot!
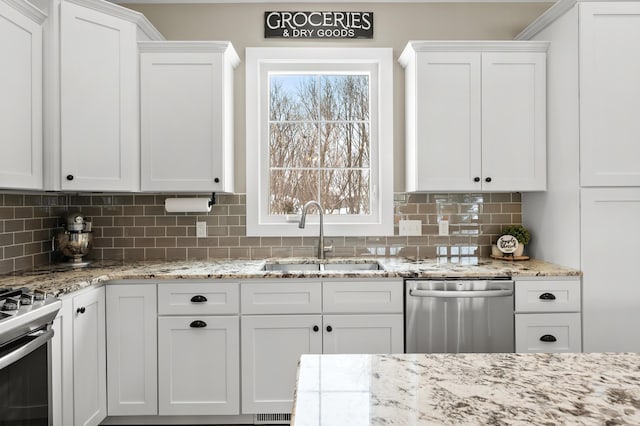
3,0,47,23
399,40,549,66
138,40,240,65
515,0,576,40
65,0,163,39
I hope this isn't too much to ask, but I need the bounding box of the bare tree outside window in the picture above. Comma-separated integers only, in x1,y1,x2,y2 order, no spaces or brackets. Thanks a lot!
268,73,371,216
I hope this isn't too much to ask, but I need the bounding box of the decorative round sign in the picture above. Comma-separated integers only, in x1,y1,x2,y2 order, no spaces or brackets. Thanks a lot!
497,235,519,254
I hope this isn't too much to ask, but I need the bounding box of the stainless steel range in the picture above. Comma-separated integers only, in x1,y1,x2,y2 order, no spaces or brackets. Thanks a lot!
0,287,62,425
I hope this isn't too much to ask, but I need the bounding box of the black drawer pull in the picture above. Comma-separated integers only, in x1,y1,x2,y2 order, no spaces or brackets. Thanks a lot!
539,293,556,301
326,325,333,332
190,295,208,303
76,307,86,314
190,320,207,328
540,334,557,343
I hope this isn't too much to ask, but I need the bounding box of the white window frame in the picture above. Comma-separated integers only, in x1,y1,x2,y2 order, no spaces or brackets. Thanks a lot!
246,47,394,237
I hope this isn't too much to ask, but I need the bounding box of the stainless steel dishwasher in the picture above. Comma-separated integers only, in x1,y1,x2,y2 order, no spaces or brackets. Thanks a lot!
405,279,514,353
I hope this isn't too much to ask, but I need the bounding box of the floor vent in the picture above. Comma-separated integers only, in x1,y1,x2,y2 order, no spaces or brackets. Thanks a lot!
254,412,291,424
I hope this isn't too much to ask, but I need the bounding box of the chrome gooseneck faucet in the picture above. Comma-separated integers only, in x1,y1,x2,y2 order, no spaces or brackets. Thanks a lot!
299,200,331,259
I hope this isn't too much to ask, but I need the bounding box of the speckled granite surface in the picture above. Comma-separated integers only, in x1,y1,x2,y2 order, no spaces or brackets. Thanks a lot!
0,257,580,297
293,353,640,426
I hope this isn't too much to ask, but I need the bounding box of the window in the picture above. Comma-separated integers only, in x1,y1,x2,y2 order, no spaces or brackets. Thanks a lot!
246,48,393,236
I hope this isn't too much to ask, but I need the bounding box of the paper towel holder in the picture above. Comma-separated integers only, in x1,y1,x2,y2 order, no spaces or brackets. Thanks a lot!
164,193,216,213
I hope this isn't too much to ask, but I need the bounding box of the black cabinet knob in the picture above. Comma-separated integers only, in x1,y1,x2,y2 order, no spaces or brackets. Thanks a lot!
190,295,207,303
539,293,556,301
474,177,480,182
76,307,86,314
66,174,74,181
540,334,557,343
313,325,319,332
485,177,492,183
326,325,333,332
190,320,207,328
214,178,220,183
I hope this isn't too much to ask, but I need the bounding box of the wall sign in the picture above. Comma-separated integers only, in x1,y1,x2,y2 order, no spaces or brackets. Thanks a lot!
265,11,374,39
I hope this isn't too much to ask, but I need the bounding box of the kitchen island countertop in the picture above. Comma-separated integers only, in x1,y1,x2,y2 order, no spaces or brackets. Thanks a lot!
0,257,580,297
292,352,640,425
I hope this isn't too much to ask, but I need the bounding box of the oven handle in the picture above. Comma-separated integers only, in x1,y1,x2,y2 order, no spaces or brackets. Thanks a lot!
409,289,513,298
0,329,53,370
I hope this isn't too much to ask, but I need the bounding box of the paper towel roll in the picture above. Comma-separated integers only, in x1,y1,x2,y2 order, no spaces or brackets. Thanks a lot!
164,198,212,213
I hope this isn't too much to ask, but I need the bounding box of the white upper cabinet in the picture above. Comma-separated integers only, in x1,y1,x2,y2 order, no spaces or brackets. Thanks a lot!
579,2,640,187
400,41,548,192
58,0,162,191
139,42,239,192
0,0,45,190
39,0,163,191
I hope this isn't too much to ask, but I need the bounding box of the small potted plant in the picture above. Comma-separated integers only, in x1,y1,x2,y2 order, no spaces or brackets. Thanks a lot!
497,225,531,257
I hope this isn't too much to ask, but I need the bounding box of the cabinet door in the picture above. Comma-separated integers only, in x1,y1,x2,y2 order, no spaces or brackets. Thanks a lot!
140,51,225,192
482,52,546,191
515,313,581,353
0,1,43,189
581,188,640,352
241,315,322,414
322,314,404,354
580,3,640,186
158,316,239,415
106,285,157,416
72,287,106,426
60,1,138,191
411,52,482,192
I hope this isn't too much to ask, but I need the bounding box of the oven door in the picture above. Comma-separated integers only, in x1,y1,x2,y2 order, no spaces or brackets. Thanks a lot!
0,325,53,426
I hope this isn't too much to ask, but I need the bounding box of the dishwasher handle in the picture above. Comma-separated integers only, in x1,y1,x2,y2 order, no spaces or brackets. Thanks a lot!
409,288,513,298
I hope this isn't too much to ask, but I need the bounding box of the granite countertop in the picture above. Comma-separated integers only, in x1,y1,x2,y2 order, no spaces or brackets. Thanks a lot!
0,257,580,297
292,353,640,425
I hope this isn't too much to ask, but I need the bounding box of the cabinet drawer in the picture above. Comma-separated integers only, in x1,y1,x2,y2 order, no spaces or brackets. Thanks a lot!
515,280,581,313
241,281,321,314
323,281,403,313
515,313,581,353
158,282,239,315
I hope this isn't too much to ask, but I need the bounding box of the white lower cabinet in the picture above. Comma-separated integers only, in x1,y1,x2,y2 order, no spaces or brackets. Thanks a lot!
322,314,404,354
158,316,240,415
241,314,322,414
72,287,107,426
106,283,157,416
240,279,404,415
83,279,401,422
52,286,107,426
157,281,240,416
514,278,581,353
515,313,581,353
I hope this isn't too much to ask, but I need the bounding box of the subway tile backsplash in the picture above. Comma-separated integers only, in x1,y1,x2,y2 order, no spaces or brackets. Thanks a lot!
0,191,522,273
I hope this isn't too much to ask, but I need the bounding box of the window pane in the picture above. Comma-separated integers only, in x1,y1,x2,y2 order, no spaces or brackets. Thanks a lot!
270,75,318,121
320,123,370,168
321,169,370,215
319,75,369,122
268,73,371,218
269,170,318,215
269,123,319,168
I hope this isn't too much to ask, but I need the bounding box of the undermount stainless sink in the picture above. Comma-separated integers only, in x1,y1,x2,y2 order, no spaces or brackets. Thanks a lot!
261,260,381,272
